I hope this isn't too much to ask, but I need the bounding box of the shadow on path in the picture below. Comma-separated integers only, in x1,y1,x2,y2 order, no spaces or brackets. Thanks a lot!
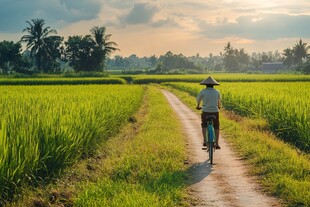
187,160,214,185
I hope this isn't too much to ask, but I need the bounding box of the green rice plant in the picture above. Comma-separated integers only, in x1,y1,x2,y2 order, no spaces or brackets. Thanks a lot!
131,74,310,84
164,82,310,152
0,77,126,85
0,85,144,202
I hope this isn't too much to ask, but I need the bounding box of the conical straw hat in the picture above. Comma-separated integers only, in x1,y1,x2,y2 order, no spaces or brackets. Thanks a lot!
200,76,220,85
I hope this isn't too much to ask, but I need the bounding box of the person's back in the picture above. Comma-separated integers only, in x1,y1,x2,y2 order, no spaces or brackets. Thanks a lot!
196,76,221,149
197,87,220,113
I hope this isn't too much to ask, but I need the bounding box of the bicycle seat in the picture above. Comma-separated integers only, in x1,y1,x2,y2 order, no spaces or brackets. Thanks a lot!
206,115,216,120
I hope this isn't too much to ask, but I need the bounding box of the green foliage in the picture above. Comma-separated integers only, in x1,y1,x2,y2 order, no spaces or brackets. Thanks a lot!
20,19,62,72
293,39,309,67
223,42,249,72
65,26,118,72
154,51,200,73
0,40,22,73
65,35,96,71
283,39,310,69
301,62,310,74
61,71,108,77
0,85,144,202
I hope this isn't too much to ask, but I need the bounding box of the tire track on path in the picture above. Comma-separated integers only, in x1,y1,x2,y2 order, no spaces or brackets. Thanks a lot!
162,90,280,207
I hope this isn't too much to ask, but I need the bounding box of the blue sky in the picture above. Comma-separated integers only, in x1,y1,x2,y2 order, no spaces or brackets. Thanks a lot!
1,0,310,57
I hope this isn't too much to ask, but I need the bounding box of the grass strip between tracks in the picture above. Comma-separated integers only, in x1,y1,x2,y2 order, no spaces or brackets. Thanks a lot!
74,86,189,206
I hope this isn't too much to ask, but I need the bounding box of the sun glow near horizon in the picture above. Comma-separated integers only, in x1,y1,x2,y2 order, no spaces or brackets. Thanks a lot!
1,0,310,57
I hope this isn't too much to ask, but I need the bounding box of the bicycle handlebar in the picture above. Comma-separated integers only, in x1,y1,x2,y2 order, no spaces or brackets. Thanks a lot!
196,106,221,110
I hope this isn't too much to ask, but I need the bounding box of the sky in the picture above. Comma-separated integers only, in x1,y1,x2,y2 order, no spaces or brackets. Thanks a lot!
1,0,310,57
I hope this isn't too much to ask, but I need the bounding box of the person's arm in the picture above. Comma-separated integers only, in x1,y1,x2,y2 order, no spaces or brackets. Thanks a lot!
218,93,221,109
196,91,202,110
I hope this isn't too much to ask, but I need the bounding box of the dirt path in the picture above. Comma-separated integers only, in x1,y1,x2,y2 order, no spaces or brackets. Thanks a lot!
162,90,281,207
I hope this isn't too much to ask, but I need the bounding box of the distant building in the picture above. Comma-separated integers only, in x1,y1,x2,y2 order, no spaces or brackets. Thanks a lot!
261,62,284,73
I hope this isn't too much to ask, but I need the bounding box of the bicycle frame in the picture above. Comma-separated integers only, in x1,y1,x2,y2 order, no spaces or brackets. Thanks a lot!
206,116,216,164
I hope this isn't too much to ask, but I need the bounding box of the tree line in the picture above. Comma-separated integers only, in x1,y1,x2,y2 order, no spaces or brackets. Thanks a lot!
0,19,118,74
107,41,310,74
0,18,309,74
107,52,200,74
222,40,310,73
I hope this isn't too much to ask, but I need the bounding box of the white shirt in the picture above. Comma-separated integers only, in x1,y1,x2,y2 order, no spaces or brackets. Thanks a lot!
196,87,221,112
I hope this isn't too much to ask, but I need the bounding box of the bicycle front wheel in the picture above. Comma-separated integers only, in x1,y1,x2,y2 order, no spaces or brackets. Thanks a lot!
209,142,213,164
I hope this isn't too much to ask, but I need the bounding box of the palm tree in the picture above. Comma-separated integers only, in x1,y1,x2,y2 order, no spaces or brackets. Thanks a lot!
283,48,294,69
20,19,60,71
90,26,119,71
293,39,309,66
223,42,239,71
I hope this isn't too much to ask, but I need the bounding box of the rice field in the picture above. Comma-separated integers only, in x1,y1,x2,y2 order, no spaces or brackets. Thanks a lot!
0,85,144,201
164,81,310,152
131,73,310,84
0,77,126,85
0,73,309,205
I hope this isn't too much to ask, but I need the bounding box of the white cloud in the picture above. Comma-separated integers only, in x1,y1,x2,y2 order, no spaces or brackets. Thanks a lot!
121,3,159,25
1,0,310,56
198,14,310,40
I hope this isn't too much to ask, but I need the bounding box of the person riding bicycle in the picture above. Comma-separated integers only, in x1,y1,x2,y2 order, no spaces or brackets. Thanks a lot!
196,76,221,149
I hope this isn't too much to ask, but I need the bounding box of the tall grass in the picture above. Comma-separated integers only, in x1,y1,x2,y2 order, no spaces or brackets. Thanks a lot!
220,114,310,206
0,85,144,202
164,82,310,152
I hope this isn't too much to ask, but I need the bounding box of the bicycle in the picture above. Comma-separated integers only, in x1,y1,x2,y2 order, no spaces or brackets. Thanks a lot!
197,107,217,164
203,115,216,164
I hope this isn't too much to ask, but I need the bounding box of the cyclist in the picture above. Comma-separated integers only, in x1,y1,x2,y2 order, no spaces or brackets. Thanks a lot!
196,76,221,149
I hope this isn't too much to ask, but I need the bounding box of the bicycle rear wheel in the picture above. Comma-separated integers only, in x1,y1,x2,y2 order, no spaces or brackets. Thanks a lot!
208,125,214,164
